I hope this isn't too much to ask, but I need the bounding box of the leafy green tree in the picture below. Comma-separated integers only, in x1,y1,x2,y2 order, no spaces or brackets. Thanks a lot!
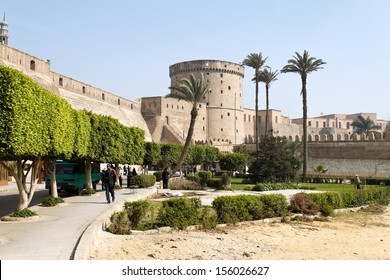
351,115,381,135
144,142,161,166
185,145,206,167
281,50,326,179
243,53,267,152
44,97,76,197
248,135,301,182
159,143,182,168
219,152,247,177
256,67,279,135
0,66,52,210
166,74,209,174
204,146,221,171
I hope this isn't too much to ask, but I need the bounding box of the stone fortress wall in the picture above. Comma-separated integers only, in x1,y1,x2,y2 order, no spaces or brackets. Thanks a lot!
2,26,390,177
0,44,152,141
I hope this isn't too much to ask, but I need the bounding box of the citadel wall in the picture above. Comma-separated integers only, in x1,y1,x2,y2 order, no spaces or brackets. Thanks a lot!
0,44,151,141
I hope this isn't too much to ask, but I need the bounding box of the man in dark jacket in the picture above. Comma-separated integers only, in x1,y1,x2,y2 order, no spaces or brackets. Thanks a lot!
162,167,169,189
104,163,117,203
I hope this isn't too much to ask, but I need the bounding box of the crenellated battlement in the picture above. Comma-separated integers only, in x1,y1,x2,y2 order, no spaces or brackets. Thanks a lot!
287,131,390,142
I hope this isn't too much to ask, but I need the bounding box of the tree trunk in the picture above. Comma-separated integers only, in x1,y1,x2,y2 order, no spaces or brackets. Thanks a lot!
1,158,40,211
255,70,259,152
265,84,269,136
171,106,198,175
45,160,58,197
301,75,308,179
85,161,92,189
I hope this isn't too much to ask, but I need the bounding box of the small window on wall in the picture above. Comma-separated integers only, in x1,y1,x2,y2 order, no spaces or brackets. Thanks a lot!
220,73,223,78
221,128,224,131
221,90,223,94
59,78,63,86
227,113,230,116
102,93,105,100
228,86,231,90
82,86,86,94
221,115,223,119
118,99,121,105
308,121,311,127
30,60,36,71
167,104,169,108
131,104,133,110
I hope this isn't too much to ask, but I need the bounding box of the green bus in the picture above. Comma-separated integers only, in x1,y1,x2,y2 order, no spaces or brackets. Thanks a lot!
45,161,102,195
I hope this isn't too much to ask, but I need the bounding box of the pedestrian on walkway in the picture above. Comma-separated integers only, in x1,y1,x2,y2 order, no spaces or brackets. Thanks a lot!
104,164,117,203
162,167,169,189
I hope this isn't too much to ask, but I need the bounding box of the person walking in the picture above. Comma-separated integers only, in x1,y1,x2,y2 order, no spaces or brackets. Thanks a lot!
162,167,169,189
104,163,117,203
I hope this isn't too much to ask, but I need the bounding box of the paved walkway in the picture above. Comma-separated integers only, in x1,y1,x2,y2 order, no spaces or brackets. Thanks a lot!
0,181,158,260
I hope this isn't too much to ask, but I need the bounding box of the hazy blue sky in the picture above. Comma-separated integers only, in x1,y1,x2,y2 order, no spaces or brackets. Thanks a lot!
2,0,390,120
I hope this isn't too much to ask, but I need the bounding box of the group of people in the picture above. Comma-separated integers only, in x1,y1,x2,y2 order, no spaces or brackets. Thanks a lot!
102,164,170,203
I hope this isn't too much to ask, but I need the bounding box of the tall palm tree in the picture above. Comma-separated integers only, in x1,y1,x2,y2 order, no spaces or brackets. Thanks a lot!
254,67,279,135
166,74,209,175
281,50,326,179
351,115,381,134
243,53,267,152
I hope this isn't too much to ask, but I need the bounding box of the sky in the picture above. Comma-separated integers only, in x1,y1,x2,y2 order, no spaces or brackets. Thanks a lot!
2,0,390,120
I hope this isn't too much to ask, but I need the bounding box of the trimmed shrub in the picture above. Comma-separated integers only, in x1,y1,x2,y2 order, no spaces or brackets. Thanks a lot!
41,196,65,207
206,178,221,189
153,171,162,182
219,173,231,190
106,210,131,235
11,208,37,217
198,206,218,230
157,197,201,230
130,174,156,188
124,200,151,229
212,194,289,224
81,188,96,196
289,193,319,215
198,170,212,188
185,174,200,184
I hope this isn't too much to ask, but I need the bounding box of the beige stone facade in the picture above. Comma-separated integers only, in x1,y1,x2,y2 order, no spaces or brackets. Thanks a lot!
1,42,389,153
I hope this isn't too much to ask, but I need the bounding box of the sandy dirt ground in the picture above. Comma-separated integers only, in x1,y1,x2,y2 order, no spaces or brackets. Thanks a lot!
88,206,390,260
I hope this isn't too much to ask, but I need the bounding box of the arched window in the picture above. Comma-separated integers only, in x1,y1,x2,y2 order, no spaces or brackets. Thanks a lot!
165,116,169,124
118,99,121,105
82,86,86,93
30,60,35,71
102,93,105,100
59,77,63,86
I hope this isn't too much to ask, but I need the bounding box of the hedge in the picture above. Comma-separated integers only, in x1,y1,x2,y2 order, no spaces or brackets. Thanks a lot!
129,174,156,188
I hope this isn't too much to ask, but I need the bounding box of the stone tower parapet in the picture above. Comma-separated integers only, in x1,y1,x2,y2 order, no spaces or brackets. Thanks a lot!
169,60,245,150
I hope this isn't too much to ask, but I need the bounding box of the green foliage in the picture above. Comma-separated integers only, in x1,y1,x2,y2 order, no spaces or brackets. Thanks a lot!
251,182,297,192
41,196,65,207
198,170,212,188
106,210,131,235
157,197,201,230
130,174,156,188
73,109,91,158
11,208,37,217
185,145,206,166
153,171,162,181
219,152,247,175
220,173,231,190
159,143,182,168
289,193,319,215
169,178,203,190
124,200,151,228
248,135,301,182
81,188,96,196
198,206,218,230
144,142,161,166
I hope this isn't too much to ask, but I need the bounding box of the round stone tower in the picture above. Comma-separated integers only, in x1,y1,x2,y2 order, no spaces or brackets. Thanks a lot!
0,13,8,45
169,60,245,150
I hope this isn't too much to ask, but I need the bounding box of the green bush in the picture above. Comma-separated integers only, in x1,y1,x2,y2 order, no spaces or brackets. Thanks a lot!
157,197,201,230
198,206,218,230
41,196,65,207
185,174,200,183
251,182,297,192
219,173,231,190
124,200,151,229
289,193,320,215
212,194,289,224
11,208,37,217
206,178,221,189
130,174,156,188
198,170,212,188
81,188,96,196
153,171,162,181
106,210,131,235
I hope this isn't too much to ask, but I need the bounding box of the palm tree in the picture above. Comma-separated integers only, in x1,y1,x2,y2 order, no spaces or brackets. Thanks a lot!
281,50,326,179
351,115,381,134
166,74,209,175
243,53,267,152
254,67,279,135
